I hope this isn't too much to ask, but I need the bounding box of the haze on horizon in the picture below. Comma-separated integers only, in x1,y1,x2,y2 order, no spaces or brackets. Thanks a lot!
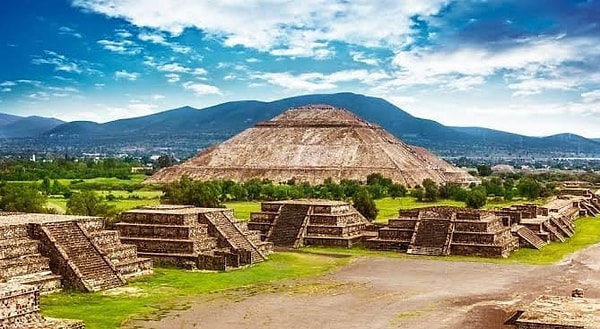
1,0,599,138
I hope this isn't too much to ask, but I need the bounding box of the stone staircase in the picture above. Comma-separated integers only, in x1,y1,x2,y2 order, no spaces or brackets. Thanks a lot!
407,219,453,256
201,211,266,264
42,221,124,292
515,226,548,249
0,225,62,294
268,204,311,248
88,230,153,280
542,221,566,242
549,216,573,238
581,201,600,216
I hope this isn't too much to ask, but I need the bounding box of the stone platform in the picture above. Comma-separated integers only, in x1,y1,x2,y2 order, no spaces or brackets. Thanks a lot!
248,199,370,248
366,206,519,257
118,205,271,271
0,282,84,329
0,213,152,293
506,295,600,328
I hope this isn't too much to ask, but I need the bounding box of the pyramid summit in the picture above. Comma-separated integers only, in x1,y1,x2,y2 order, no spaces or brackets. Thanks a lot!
146,104,478,186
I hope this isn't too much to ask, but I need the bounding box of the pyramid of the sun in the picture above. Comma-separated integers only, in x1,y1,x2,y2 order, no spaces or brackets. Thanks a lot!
147,104,478,186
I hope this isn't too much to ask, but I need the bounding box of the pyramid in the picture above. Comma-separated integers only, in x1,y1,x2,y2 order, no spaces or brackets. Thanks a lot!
146,104,478,186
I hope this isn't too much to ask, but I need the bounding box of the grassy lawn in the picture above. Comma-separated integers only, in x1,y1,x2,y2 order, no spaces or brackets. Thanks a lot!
223,200,261,220
50,175,149,187
47,196,159,213
96,190,162,199
41,252,350,329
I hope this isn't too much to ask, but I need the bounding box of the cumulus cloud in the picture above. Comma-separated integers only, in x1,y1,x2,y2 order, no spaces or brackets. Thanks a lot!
115,70,140,81
97,39,141,55
156,63,189,73
251,69,390,92
72,0,448,57
182,81,221,95
165,73,180,83
582,90,600,104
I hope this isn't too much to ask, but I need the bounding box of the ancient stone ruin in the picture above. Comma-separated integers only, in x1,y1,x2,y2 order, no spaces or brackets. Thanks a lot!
247,199,370,248
366,189,594,257
118,205,272,270
505,294,600,328
0,282,84,329
365,206,519,257
146,104,478,187
0,213,152,293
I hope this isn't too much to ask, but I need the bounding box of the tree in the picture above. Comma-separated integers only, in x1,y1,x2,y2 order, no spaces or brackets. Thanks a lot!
156,155,174,169
161,176,222,208
465,186,487,209
388,183,407,198
476,165,492,177
67,190,116,217
0,182,47,213
517,177,541,200
422,178,439,202
352,189,378,221
411,186,425,202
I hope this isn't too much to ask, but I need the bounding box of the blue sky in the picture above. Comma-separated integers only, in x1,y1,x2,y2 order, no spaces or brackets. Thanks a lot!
1,0,599,138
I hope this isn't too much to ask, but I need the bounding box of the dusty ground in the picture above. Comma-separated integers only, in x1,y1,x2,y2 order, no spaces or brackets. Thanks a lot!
126,244,600,329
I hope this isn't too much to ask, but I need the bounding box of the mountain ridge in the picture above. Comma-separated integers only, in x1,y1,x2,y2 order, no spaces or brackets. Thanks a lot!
1,92,599,157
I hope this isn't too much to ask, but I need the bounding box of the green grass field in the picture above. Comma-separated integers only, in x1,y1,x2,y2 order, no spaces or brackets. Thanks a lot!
41,252,350,329
223,200,261,219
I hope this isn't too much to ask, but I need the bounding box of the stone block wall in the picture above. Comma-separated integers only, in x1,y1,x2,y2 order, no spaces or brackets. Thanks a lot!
0,283,85,329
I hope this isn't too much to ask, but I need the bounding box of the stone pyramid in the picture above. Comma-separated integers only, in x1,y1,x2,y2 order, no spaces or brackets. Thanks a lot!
146,104,478,186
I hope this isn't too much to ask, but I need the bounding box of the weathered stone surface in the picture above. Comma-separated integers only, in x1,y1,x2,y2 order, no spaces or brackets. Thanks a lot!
0,283,85,329
248,199,370,248
509,295,600,328
146,105,479,186
0,213,153,293
367,206,519,257
119,205,270,270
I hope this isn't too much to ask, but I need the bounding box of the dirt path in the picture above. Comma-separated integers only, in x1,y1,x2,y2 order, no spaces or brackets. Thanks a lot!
125,244,600,329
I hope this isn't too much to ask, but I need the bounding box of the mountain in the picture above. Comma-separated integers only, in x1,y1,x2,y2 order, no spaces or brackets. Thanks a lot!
46,93,465,142
0,113,22,126
3,92,600,158
453,127,600,156
0,115,64,138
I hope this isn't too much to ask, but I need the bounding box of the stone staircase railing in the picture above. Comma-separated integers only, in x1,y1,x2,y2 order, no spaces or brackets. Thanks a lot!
202,211,265,264
542,221,566,242
516,226,547,249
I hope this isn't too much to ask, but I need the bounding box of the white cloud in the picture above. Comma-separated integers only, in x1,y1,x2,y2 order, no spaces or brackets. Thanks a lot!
0,81,16,87
97,39,141,55
104,103,159,120
165,73,180,83
251,69,390,92
191,68,207,76
72,0,448,57
1,88,11,92
58,26,83,38
350,51,379,66
582,90,600,104
31,50,81,73
138,31,166,44
182,81,221,95
508,78,576,96
115,70,140,81
151,94,165,100
157,63,189,73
